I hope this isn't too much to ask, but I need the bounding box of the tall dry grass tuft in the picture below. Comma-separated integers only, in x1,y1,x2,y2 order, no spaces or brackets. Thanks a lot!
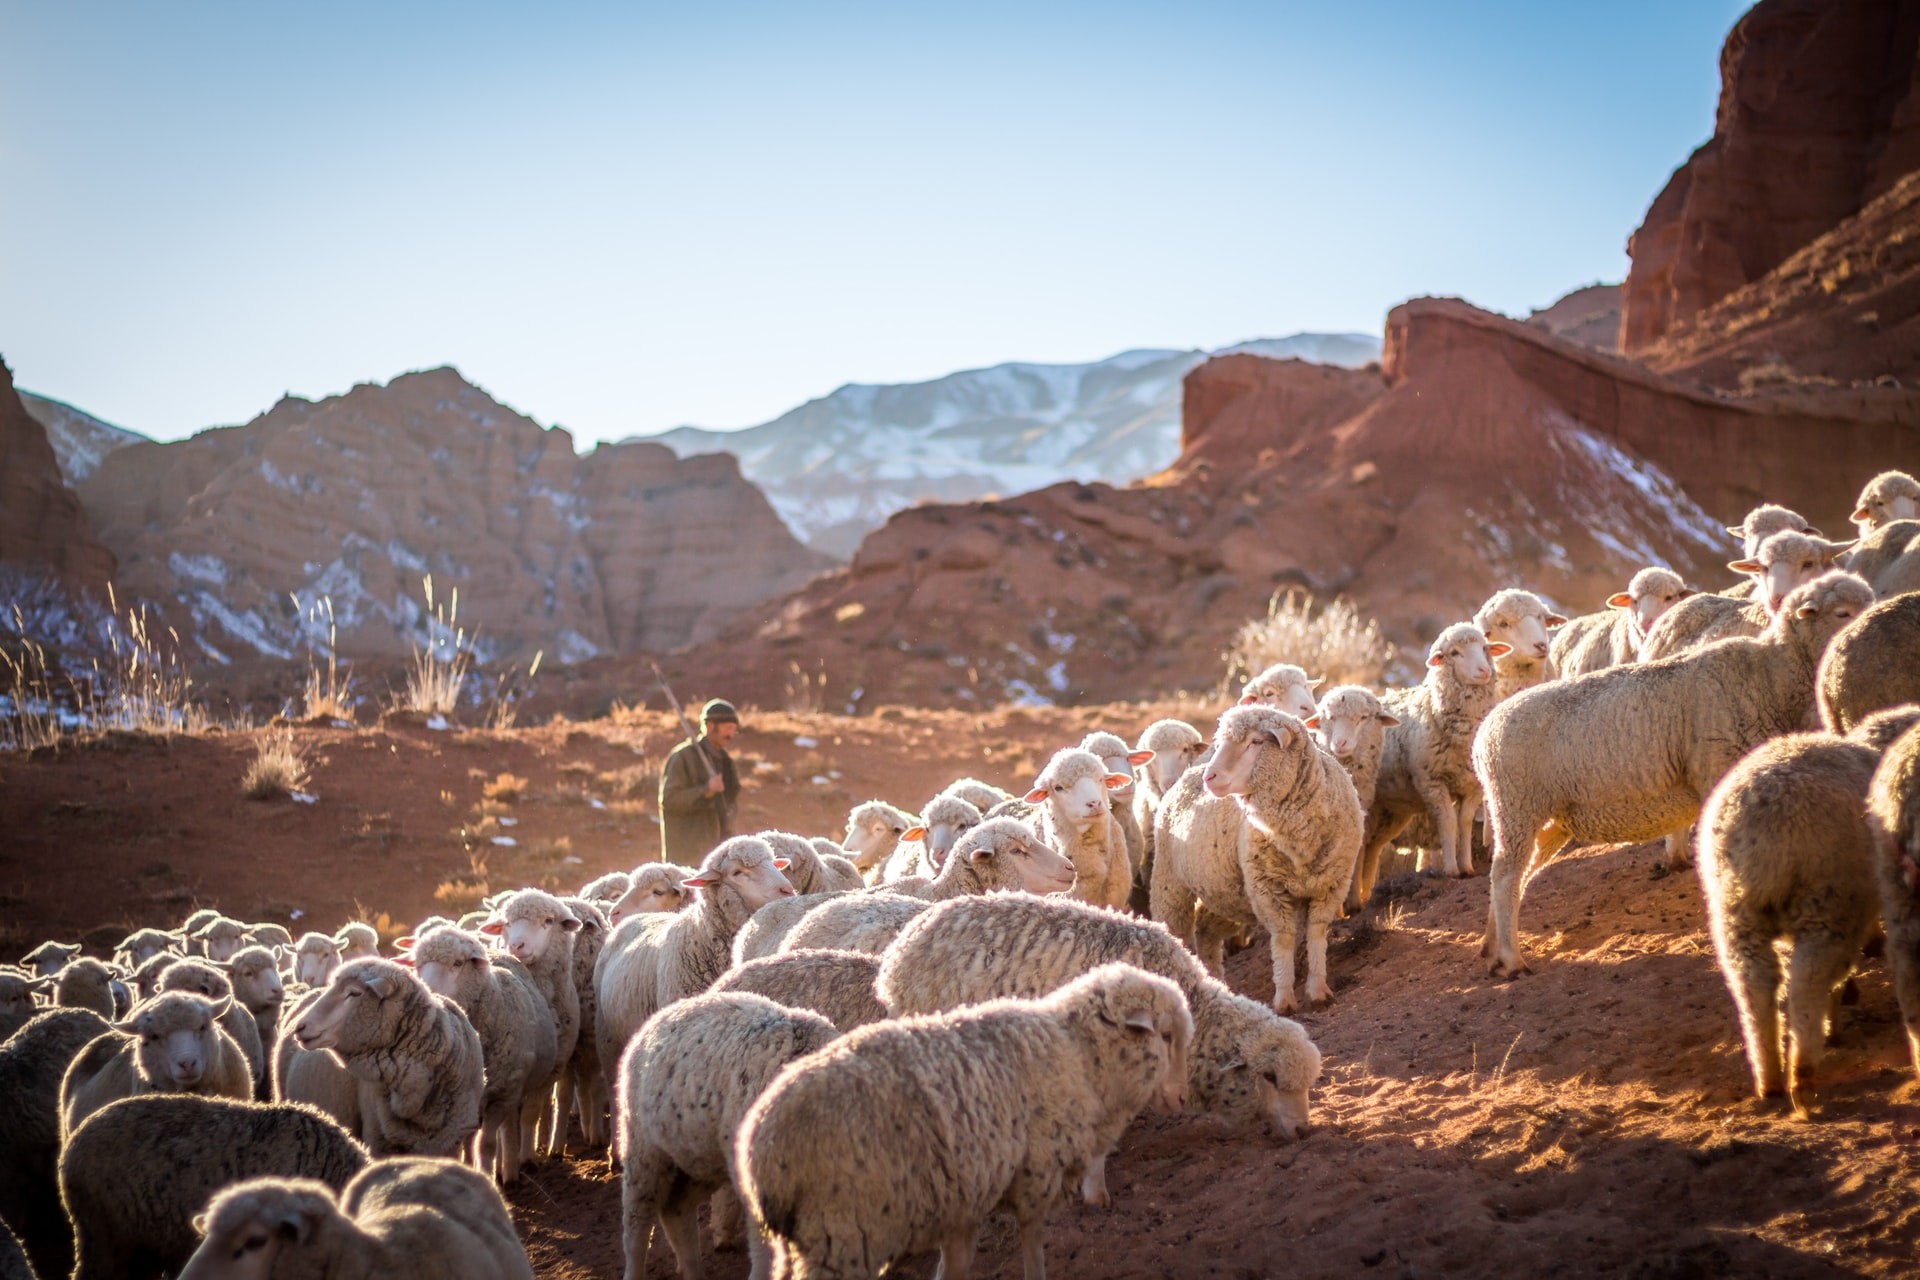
4,588,211,749
293,593,354,721
1224,590,1395,693
242,729,307,800
1,614,70,751
485,649,543,730
398,575,473,716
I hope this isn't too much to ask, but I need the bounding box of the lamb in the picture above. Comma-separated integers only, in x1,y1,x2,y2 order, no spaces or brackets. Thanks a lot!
60,991,254,1135
840,800,919,881
1852,469,1920,536
0,1008,112,1280
1550,567,1693,677
1820,593,1920,733
729,892,847,965
741,963,1190,1280
1024,747,1134,909
1727,502,1818,559
191,916,251,964
1870,717,1920,1078
1082,730,1155,887
878,893,1322,1140
1473,588,1567,700
1307,685,1399,821
480,888,582,1155
293,931,346,986
782,819,1077,955
1640,530,1853,660
1154,707,1364,1012
594,837,796,1094
618,992,840,1280
403,926,557,1183
289,957,485,1158
60,1094,368,1280
0,968,36,1043
157,958,268,1092
1698,730,1889,1112
581,870,634,906
335,922,381,962
273,985,362,1135
179,1157,534,1280
709,950,890,1033
1360,622,1510,885
20,940,80,977
52,957,121,1019
762,830,864,894
1476,571,1877,978
607,863,694,926
879,794,983,882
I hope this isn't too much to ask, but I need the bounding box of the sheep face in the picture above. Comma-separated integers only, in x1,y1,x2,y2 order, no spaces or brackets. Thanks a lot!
1137,722,1205,795
481,892,580,965
607,864,692,926
683,837,796,913
1068,964,1194,1113
1728,503,1815,558
1080,732,1155,804
1427,625,1505,687
1203,707,1309,798
159,960,235,1002
185,1179,338,1280
225,947,285,1011
907,795,983,871
0,969,33,1023
117,929,180,967
334,924,380,961
955,818,1077,894
407,930,491,1003
1607,568,1692,641
579,870,633,905
22,940,81,976
1730,531,1855,616
1474,590,1566,666
194,919,249,964
293,958,410,1053
842,803,914,869
119,992,232,1089
1023,749,1130,831
133,952,182,1000
1306,689,1399,760
1776,572,1874,651
293,934,344,987
246,924,293,949
1851,470,1920,535
1204,1009,1322,1142
1238,664,1321,721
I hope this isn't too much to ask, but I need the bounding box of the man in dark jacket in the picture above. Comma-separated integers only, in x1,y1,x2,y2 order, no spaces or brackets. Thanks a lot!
658,698,742,865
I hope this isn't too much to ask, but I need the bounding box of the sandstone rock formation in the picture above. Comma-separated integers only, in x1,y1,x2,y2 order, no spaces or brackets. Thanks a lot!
1525,284,1620,351
77,367,832,664
1621,0,1920,351
0,356,115,594
18,391,146,485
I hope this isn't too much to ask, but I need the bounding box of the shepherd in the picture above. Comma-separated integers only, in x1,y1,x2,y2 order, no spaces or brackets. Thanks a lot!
657,696,742,865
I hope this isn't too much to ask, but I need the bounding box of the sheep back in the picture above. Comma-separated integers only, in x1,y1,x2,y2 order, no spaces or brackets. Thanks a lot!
708,950,889,1032
0,1008,113,1280
1819,592,1920,733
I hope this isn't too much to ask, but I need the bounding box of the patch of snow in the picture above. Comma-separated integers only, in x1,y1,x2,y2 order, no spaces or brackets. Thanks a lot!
1003,679,1053,708
554,629,600,665
496,816,518,827
793,735,818,748
425,714,451,731
168,552,229,586
290,791,318,805
490,835,517,847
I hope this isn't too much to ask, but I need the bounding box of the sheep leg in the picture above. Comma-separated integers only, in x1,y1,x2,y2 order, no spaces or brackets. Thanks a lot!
1717,924,1785,1100
1352,811,1414,914
519,1090,548,1168
553,1071,577,1155
1193,909,1237,979
500,1108,524,1184
1421,786,1465,878
1664,826,1694,870
1018,1215,1049,1280
1079,1152,1111,1208
657,1174,711,1280
746,1221,776,1280
934,1227,978,1280
1301,895,1340,1007
583,1069,611,1148
1484,816,1570,977
1455,791,1481,877
1260,898,1303,1015
1148,860,1202,963
1786,928,1857,1115
620,1152,667,1280
710,1184,746,1251
1888,912,1920,1078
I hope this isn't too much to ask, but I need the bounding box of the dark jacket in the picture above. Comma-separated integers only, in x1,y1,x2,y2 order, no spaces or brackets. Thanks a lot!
658,736,739,865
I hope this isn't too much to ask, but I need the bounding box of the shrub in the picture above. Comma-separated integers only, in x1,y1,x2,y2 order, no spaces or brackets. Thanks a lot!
242,730,307,800
1224,590,1394,693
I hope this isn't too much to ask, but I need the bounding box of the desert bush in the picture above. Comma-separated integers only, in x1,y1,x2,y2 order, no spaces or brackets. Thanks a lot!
1224,590,1395,692
293,593,354,721
396,575,473,715
482,772,528,804
242,730,307,800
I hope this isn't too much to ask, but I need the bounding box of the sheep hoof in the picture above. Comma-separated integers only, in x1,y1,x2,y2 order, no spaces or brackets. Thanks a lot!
1307,987,1335,1009
1488,955,1530,979
1273,995,1301,1016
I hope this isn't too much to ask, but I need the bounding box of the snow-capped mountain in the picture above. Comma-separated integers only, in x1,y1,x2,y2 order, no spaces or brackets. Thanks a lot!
636,332,1381,557
19,391,149,485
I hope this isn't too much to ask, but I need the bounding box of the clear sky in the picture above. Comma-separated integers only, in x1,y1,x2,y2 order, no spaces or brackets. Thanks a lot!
0,1,1747,446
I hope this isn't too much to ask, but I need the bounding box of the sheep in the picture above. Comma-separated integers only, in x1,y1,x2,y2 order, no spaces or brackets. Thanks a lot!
0,1220,26,1280
879,794,983,882
1852,470,1920,536
941,777,1014,813
273,985,362,1136
878,893,1322,1140
1153,707,1364,1012
594,837,796,1096
762,830,865,895
1845,518,1920,599
289,957,485,1158
156,958,268,1093
1024,747,1134,909
179,1157,533,1280
1082,730,1156,886
191,916,251,964
608,863,694,926
20,941,80,977
115,928,180,969
1550,567,1694,677
1698,731,1888,1113
1237,661,1321,719
61,991,254,1135
618,992,840,1280
60,1094,368,1280
559,897,614,1150
709,950,890,1033
1727,502,1818,559
479,888,582,1156
1359,622,1510,889
0,968,35,1044
840,799,919,881
1129,719,1207,900
582,869,635,906
180,909,222,955
403,927,557,1183
247,923,294,950
130,951,182,1002
1307,684,1399,823
0,1008,112,1280
1640,531,1854,660
293,931,345,987
335,922,381,961
223,945,287,1070
740,962,1190,1280
1870,716,1920,1071
1476,571,1877,978
1473,588,1568,700
730,892,848,965
782,819,1078,955
1820,592,1920,733
52,957,121,1019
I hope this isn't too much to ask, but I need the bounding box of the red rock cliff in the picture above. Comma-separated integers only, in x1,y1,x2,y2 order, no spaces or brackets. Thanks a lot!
0,356,115,593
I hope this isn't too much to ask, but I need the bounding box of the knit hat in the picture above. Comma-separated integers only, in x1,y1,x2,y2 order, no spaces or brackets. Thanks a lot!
700,698,740,726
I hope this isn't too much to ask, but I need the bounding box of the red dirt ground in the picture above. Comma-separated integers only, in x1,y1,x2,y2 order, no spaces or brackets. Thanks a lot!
5,707,1919,1278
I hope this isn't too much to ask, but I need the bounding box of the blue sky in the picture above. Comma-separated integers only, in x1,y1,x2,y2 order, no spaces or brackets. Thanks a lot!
0,1,1747,445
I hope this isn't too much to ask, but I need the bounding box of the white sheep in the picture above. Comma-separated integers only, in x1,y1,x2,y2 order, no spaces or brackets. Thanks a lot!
246,923,294,951
289,931,344,986
60,1093,368,1280
879,793,983,882
730,891,848,965
1819,593,1920,734
1302,685,1402,912
761,830,866,895
289,957,485,1158
335,923,381,962
1869,715,1920,1078
179,1157,534,1280
0,968,35,1043
559,895,613,1152
114,928,180,969
593,837,796,1098
607,862,694,926
1727,502,1818,559
61,991,254,1135
581,870,635,906
1474,588,1567,700
1698,730,1888,1112
1476,571,1876,978
618,991,839,1280
878,893,1323,1141
51,957,121,1020
479,888,582,1156
1852,470,1920,536
1024,747,1135,909
0,1008,115,1279
740,963,1190,1280
1129,719,1206,892
156,958,268,1096
1640,530,1853,660
941,777,1014,813
840,799,919,882
20,940,81,977
221,945,286,1057
1550,567,1693,677
1844,516,1920,600
190,916,250,964
1238,662,1321,719
708,950,890,1033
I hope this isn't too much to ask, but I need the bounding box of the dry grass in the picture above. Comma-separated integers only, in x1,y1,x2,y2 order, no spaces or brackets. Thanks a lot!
784,659,830,713
1224,590,1395,693
241,730,307,800
482,772,528,804
293,595,354,721
485,649,543,731
3,591,213,751
396,575,472,716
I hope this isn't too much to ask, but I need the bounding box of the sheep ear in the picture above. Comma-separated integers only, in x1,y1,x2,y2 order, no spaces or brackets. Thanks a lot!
769,860,790,873
1852,505,1872,522
968,842,997,863
210,994,234,1017
1302,715,1320,729
1795,602,1820,620
1306,676,1325,689
191,1212,210,1235
1127,749,1155,766
1728,559,1761,574
1236,694,1258,705
1803,524,1824,538
477,919,504,937
1724,523,1744,538
1545,614,1568,627
1486,642,1513,657
1102,772,1132,790
1824,540,1856,562
1023,786,1049,804
681,875,713,889
393,936,416,952
1124,1009,1158,1033
1376,711,1402,727
1425,652,1445,668
560,918,582,932
902,826,927,842
395,956,414,968
1606,592,1633,609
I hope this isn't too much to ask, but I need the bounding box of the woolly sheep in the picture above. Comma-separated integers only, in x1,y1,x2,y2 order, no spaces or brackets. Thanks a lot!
741,963,1190,1280
293,932,345,987
878,893,1323,1140
273,985,362,1136
1360,622,1510,886
0,1008,112,1280
594,837,796,1096
1869,718,1920,1078
582,870,635,905
1852,470,1920,536
1727,503,1818,559
1476,571,1876,978
1306,685,1399,846
0,968,35,1044
115,928,180,969
335,923,380,962
1238,661,1321,719
157,959,268,1093
192,916,251,964
1154,707,1364,1012
131,951,182,1002
709,950,890,1033
20,941,80,977
1550,567,1693,677
60,1094,367,1280
1474,588,1567,700
941,777,1013,813
556,896,613,1152
1819,592,1920,734
179,1157,533,1280
61,991,254,1136
1640,530,1853,660
607,863,694,926
880,794,983,882
618,992,839,1280
841,800,919,881
762,830,865,895
247,923,294,950
480,888,582,1156
1698,731,1892,1113
1844,518,1920,596
180,909,222,955
223,945,287,1072
289,957,485,1158
52,957,121,1020
730,891,847,965
1024,747,1134,909
403,927,557,1183
782,818,1077,955
1130,719,1207,898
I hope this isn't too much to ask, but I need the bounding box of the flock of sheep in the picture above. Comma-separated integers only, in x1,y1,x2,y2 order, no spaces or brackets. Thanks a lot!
3,468,1920,1280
